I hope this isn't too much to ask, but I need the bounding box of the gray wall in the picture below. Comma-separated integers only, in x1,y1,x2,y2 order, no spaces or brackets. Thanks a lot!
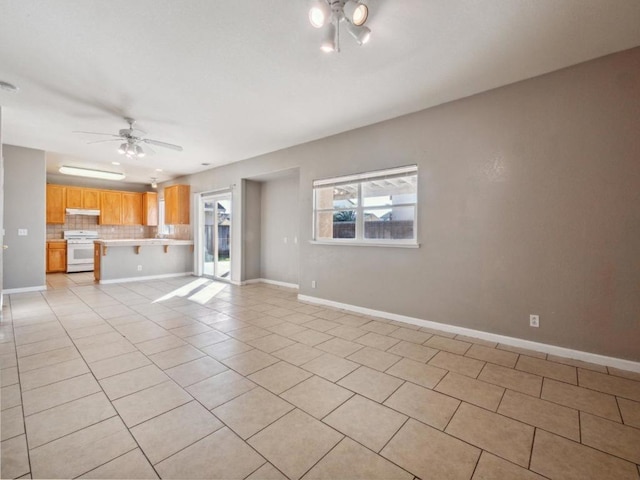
0,108,4,305
242,180,262,281
99,244,193,282
179,47,640,360
3,145,46,290
260,173,300,285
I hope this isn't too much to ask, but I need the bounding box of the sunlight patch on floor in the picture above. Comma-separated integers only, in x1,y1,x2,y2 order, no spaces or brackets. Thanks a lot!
187,281,227,305
152,278,210,303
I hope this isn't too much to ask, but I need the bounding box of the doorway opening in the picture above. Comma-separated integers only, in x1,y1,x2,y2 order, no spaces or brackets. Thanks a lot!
199,192,232,281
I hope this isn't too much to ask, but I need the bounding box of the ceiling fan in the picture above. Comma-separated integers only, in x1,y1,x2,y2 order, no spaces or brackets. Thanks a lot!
74,117,183,158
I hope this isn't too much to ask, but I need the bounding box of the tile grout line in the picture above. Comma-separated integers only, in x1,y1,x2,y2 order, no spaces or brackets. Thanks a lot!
528,427,538,470
17,277,640,478
5,294,33,479
44,286,166,479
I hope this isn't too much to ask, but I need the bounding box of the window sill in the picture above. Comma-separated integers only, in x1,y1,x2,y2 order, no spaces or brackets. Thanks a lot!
309,240,420,249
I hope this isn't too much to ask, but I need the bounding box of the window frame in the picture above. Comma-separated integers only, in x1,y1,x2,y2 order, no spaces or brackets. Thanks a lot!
312,165,419,247
157,199,174,237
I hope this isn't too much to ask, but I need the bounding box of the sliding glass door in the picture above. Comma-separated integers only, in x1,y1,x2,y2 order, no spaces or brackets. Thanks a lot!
201,192,232,281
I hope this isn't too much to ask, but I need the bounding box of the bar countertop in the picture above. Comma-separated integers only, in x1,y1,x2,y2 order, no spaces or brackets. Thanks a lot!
94,239,193,247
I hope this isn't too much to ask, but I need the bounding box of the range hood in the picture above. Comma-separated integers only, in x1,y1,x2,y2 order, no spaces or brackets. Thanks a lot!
66,208,100,216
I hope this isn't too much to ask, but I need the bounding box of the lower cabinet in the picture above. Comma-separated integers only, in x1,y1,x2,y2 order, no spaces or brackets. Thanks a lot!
46,242,67,273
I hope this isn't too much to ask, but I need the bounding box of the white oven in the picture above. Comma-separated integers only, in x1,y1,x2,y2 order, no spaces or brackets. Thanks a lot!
64,230,99,273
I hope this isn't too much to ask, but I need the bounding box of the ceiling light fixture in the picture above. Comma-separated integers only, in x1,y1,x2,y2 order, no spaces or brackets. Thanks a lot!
309,0,331,28
59,166,125,181
309,0,370,53
118,141,145,158
150,177,158,189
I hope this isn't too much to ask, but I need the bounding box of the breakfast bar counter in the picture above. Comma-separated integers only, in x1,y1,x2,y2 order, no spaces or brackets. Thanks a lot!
94,239,194,283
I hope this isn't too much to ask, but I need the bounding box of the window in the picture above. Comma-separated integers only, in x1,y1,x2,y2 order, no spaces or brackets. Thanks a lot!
157,199,174,237
313,165,418,246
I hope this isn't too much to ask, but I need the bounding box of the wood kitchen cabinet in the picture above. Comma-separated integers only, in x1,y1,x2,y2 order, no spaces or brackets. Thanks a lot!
142,192,158,226
83,188,101,209
46,241,67,273
47,183,152,226
122,193,142,225
67,187,101,209
100,191,122,225
93,243,101,282
164,184,190,225
65,187,82,208
46,184,66,224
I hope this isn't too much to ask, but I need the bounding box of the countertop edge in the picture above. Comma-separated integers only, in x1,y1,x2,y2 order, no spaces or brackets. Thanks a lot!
94,239,194,246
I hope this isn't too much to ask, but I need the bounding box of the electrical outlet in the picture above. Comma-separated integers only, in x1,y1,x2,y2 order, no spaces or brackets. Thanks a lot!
311,280,316,288
18,228,28,236
137,265,142,271
529,314,540,328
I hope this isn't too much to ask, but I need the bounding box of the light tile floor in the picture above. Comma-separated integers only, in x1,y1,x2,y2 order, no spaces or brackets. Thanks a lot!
1,273,639,479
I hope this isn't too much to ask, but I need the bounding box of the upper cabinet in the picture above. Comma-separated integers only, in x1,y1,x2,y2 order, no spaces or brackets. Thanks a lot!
99,191,122,225
46,184,66,224
65,187,83,208
46,184,155,226
66,187,101,210
121,193,142,225
83,189,101,209
164,184,190,225
142,192,158,226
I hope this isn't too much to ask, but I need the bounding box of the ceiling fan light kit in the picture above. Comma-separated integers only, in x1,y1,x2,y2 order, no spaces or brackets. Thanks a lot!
309,0,370,52
75,117,183,160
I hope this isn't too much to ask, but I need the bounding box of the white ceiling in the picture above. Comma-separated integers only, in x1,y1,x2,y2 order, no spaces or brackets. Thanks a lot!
1,1,639,185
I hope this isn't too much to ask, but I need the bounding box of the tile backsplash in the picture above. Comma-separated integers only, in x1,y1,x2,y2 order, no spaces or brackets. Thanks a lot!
47,215,156,240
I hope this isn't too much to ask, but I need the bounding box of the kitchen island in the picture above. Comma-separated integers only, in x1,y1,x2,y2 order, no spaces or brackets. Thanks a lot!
94,239,194,283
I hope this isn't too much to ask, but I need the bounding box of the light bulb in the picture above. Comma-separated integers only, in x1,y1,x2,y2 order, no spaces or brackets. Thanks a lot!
135,145,145,158
309,0,330,28
118,143,127,154
343,1,368,26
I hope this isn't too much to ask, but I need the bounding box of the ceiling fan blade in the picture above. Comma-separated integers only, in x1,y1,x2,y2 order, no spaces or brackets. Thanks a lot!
144,144,157,155
87,139,123,144
73,131,120,137
143,138,183,151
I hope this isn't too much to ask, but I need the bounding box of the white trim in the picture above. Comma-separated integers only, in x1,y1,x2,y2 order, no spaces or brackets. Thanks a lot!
313,165,418,187
310,240,420,248
3,285,47,294
297,294,640,373
196,187,234,196
246,278,299,290
99,272,193,285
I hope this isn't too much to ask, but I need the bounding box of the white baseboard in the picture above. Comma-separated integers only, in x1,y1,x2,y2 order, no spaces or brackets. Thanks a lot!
3,285,47,294
297,294,640,373
245,278,299,290
99,272,193,285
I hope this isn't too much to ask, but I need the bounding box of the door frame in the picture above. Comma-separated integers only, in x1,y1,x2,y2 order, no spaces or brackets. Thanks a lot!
194,189,233,282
